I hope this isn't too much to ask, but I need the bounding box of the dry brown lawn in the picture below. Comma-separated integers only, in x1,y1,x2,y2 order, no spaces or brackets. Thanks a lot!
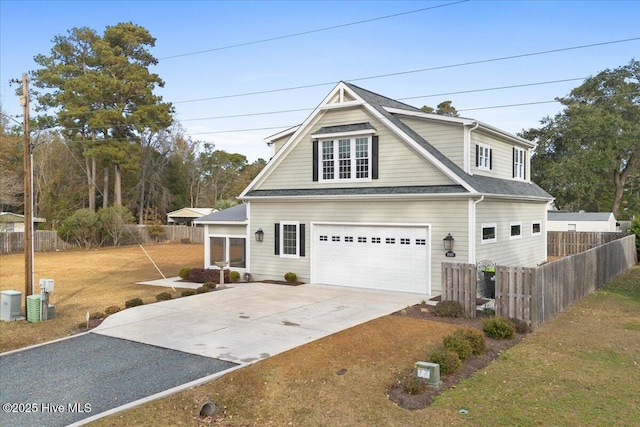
0,243,203,352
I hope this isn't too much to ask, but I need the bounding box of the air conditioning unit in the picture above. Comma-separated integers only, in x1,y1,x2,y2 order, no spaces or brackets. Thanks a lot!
0,290,23,321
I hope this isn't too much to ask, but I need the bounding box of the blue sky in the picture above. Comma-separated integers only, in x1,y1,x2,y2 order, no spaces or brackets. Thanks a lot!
1,0,638,161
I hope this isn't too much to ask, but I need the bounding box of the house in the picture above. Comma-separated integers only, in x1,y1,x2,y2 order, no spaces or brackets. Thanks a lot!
547,211,618,232
0,212,46,232
197,82,553,295
166,207,215,226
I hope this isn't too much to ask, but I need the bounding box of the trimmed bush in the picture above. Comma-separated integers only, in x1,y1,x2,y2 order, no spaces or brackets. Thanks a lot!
398,370,427,395
178,267,191,280
125,298,144,308
196,286,209,294
452,328,486,355
104,305,121,315
510,317,531,334
203,282,216,291
188,268,230,284
428,347,462,374
181,290,196,297
433,300,464,318
443,332,474,361
229,271,240,283
156,292,173,301
284,272,297,283
483,316,516,339
89,311,105,320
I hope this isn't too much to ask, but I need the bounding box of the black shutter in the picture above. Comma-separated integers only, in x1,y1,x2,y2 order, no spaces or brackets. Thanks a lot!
299,224,305,257
274,223,280,255
372,136,379,179
475,144,479,167
312,140,319,181
489,149,493,170
512,147,516,178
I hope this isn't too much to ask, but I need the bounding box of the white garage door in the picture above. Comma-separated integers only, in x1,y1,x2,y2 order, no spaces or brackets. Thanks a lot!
313,224,429,294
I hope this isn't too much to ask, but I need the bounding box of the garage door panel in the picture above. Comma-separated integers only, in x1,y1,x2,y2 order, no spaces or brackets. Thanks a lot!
313,224,429,294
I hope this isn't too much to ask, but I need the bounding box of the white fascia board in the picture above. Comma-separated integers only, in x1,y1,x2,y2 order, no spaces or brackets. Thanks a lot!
263,126,300,144
317,100,363,110
384,107,475,126
476,123,535,148
364,106,475,193
477,193,554,202
311,128,376,139
241,193,472,202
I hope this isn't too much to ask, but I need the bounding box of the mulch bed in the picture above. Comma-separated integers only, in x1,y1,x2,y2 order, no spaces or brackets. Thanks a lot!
386,302,526,410
260,279,305,286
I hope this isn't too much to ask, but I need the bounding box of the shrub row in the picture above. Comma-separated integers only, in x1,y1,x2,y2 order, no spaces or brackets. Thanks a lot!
180,268,232,284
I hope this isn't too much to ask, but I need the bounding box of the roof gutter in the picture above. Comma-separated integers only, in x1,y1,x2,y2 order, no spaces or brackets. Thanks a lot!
468,195,485,264
464,121,480,174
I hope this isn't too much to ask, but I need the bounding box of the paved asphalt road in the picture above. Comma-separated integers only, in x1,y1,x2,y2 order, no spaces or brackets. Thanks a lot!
0,333,237,427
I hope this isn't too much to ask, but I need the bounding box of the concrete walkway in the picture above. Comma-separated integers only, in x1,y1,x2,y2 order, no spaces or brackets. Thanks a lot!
94,282,422,365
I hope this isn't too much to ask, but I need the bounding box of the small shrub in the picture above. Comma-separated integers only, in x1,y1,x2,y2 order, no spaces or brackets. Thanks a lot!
181,290,196,297
482,316,516,339
229,271,240,283
433,300,464,318
398,370,427,395
156,292,173,301
104,305,121,316
125,298,144,308
509,317,531,334
443,333,474,361
178,267,191,280
188,268,230,284
196,286,209,294
428,347,461,374
89,311,104,320
203,282,216,291
284,272,297,283
452,328,486,355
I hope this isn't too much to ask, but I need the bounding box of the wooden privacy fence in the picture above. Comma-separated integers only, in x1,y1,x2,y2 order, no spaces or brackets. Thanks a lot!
0,225,204,254
442,234,637,327
548,231,627,256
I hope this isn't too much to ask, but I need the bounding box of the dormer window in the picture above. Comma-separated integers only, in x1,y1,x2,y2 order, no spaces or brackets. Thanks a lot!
476,143,492,170
312,123,379,182
513,147,526,180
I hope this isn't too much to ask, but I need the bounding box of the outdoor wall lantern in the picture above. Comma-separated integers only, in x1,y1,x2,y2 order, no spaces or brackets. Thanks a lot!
255,228,264,242
443,233,455,257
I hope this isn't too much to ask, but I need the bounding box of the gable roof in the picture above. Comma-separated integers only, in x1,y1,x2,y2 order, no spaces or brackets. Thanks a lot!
195,204,247,223
547,212,615,222
167,207,215,218
0,212,46,223
241,81,553,201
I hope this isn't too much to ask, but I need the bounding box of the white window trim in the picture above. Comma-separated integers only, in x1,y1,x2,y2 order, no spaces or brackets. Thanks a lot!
509,221,523,240
481,223,497,244
319,135,372,182
514,147,526,180
280,221,300,258
531,220,542,237
478,143,491,170
208,234,247,270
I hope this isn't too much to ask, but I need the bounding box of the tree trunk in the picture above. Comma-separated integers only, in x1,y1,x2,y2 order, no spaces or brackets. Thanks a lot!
612,153,637,218
138,164,146,225
103,167,109,208
114,164,122,206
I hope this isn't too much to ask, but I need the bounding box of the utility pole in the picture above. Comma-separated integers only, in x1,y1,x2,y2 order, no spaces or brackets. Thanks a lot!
20,73,33,306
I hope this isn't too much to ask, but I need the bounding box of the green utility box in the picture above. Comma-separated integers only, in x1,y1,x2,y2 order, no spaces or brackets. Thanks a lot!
27,294,41,323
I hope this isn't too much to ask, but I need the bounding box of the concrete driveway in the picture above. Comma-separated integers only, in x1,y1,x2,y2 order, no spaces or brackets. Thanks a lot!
94,282,422,365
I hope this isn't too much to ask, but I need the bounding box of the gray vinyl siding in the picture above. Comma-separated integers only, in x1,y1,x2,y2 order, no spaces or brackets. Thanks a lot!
471,130,526,180
258,106,455,190
396,116,465,169
270,134,291,156
475,199,547,267
248,198,470,294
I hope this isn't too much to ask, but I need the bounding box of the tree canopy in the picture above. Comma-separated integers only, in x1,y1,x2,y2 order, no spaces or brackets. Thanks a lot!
523,59,639,219
421,100,459,117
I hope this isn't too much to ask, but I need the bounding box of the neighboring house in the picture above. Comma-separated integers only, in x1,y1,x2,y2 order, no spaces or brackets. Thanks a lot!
199,82,553,295
0,212,46,232
547,211,618,232
166,208,215,226
195,204,248,269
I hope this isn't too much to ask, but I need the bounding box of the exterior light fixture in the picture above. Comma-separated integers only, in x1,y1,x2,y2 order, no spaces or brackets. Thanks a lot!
255,228,264,242
443,233,455,257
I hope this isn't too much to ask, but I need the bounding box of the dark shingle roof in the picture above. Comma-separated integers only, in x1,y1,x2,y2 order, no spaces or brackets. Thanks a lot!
195,204,247,222
244,185,466,198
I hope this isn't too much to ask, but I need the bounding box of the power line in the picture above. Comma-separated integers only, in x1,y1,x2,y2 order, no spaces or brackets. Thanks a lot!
158,1,469,60
173,37,640,104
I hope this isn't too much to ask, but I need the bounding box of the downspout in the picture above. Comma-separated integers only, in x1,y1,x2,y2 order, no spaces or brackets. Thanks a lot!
464,121,480,174
469,195,485,264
